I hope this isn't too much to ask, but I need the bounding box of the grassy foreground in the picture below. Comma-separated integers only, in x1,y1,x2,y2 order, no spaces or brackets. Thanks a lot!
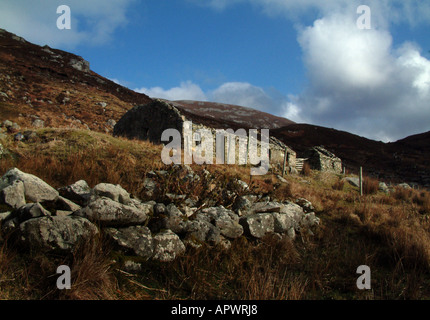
1,128,430,300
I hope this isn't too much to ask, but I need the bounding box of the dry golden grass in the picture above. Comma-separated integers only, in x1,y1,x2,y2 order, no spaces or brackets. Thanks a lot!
2,128,430,299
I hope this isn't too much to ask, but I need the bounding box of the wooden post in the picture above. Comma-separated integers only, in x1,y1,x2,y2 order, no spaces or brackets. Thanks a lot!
282,148,288,177
359,166,363,196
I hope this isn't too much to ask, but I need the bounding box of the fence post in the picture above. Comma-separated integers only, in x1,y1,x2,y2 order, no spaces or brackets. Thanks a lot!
282,148,288,177
359,166,363,196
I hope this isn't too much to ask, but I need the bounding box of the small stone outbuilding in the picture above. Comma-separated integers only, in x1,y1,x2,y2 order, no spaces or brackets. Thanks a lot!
303,146,342,173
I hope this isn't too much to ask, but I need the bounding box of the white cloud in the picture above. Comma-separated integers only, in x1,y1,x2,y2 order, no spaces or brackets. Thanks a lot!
135,81,208,101
0,0,134,48
210,82,278,113
292,13,430,142
193,0,430,141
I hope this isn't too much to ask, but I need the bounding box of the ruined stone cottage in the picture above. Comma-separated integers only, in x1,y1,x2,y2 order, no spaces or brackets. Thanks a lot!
113,99,297,172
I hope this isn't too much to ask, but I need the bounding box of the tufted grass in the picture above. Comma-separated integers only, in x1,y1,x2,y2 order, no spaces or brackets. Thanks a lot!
1,128,430,299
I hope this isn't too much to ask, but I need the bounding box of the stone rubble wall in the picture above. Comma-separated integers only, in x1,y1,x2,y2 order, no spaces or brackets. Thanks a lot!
0,167,320,264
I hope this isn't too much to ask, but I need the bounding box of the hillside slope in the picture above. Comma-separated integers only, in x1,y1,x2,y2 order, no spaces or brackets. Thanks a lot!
272,124,430,186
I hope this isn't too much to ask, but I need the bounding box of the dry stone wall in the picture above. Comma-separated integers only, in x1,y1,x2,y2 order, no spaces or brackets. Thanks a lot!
0,167,320,264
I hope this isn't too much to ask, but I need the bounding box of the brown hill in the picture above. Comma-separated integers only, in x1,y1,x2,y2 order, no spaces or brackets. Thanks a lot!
169,100,295,130
0,28,152,133
272,124,430,186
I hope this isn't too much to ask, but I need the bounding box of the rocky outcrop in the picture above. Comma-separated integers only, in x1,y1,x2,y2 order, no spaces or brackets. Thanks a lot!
0,168,321,263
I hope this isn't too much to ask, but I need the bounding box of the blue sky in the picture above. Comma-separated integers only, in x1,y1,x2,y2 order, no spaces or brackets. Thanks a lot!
0,0,429,142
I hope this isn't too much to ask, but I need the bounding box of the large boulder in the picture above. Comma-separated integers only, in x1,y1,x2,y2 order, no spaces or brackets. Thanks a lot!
19,215,98,252
197,206,243,239
0,168,59,203
92,183,131,205
74,197,150,227
185,217,221,245
152,229,186,262
0,179,26,209
239,213,275,238
105,226,154,259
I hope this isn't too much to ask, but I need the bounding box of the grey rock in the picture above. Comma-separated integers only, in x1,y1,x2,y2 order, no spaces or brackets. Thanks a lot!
276,175,288,183
105,226,154,259
58,180,91,206
295,198,315,213
185,217,221,244
198,206,243,239
379,182,389,193
143,178,157,196
55,210,73,217
232,195,257,214
7,123,20,133
300,212,320,229
106,119,116,128
14,133,24,141
149,203,188,234
75,197,149,227
16,202,51,223
92,183,131,204
69,57,90,73
239,213,275,238
0,211,12,223
32,119,44,128
2,120,12,128
23,130,37,141
397,183,411,189
0,168,59,203
52,196,81,212
345,177,360,188
152,230,186,262
19,215,98,252
272,212,296,235
122,261,142,273
0,179,26,209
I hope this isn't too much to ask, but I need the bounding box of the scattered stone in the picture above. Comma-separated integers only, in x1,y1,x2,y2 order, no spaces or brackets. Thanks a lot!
345,177,360,188
122,261,142,273
106,119,116,128
295,198,315,213
92,183,131,205
152,229,186,262
105,226,154,259
149,203,188,234
276,175,288,183
198,206,243,239
379,182,389,193
397,183,411,189
7,123,20,133
14,133,24,141
185,217,221,245
32,119,44,128
58,180,91,206
0,179,26,209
